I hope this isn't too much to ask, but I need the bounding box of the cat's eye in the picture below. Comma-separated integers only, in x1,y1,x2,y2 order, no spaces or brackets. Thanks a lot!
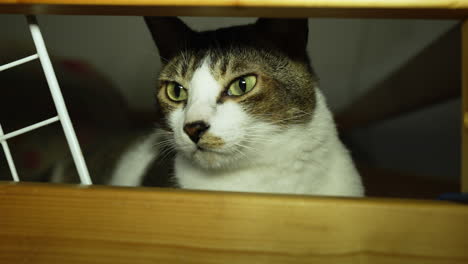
166,82,188,102
227,75,257,96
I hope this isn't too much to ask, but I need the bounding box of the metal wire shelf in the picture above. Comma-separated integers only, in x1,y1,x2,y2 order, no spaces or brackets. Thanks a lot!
0,15,92,185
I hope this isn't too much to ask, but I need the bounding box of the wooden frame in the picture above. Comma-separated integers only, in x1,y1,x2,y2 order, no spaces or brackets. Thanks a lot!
463,19,468,193
1,1,468,263
1,0,468,18
1,182,468,263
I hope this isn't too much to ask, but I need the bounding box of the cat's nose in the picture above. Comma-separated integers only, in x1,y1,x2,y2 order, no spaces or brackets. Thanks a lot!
183,121,210,143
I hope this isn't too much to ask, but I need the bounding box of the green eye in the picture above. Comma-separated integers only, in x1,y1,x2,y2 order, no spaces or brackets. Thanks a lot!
227,75,257,96
166,82,187,102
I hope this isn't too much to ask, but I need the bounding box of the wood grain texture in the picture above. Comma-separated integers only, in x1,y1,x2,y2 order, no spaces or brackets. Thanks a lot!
463,19,468,193
0,0,468,18
1,182,468,263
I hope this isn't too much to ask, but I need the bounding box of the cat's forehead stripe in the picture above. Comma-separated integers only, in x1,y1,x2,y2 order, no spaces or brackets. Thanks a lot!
160,51,205,82
163,49,259,83
219,58,228,76
180,58,189,77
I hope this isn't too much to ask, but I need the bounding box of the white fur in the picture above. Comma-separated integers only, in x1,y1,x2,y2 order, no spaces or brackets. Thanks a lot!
171,60,364,197
184,60,221,124
108,132,160,186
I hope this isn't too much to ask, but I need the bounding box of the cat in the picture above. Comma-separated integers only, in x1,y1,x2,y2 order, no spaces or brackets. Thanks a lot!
107,17,364,197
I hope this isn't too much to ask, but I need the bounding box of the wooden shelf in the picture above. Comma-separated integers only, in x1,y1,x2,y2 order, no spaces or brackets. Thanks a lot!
1,182,468,263
0,0,468,18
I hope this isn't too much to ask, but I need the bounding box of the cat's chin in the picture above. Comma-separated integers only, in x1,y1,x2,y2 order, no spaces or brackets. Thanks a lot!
181,147,245,170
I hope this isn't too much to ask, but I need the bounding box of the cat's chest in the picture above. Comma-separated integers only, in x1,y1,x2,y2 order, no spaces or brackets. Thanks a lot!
174,153,325,194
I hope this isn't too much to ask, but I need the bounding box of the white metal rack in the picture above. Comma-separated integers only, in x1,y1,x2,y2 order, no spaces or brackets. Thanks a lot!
0,15,92,185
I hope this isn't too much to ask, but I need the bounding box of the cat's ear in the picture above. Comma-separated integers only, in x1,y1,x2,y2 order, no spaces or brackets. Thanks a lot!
144,16,194,61
255,18,309,57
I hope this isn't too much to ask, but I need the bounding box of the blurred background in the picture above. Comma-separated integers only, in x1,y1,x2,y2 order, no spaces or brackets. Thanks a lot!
0,15,461,198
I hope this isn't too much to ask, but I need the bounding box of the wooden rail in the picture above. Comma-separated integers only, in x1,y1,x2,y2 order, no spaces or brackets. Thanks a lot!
0,0,467,18
1,182,468,264
463,19,468,193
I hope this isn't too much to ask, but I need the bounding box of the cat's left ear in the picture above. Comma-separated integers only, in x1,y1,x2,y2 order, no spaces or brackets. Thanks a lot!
255,18,309,57
144,16,194,61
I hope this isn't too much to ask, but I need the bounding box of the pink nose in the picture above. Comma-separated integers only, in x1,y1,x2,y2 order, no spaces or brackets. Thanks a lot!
183,121,210,143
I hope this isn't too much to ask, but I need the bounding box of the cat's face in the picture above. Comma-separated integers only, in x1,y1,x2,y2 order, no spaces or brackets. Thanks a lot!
146,17,318,169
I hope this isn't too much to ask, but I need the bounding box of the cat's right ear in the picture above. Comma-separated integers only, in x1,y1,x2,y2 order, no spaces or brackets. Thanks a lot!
144,17,194,61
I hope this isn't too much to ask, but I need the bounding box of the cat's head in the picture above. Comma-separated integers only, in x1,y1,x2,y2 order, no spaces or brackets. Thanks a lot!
145,17,318,169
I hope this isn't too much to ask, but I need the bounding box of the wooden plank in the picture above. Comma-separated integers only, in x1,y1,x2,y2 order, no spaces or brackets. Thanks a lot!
1,182,468,263
0,0,468,18
335,26,460,131
463,20,468,193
